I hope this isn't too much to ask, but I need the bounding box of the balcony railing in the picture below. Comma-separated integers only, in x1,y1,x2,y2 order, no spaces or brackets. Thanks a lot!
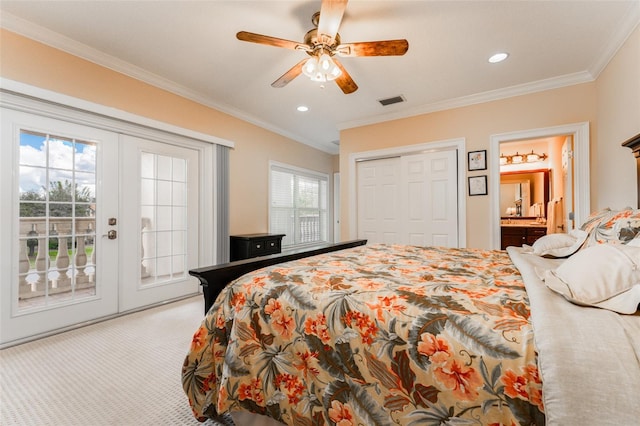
18,218,96,304
299,215,321,243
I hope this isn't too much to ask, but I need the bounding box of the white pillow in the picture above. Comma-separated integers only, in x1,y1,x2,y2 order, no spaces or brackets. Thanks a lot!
542,244,640,314
530,229,588,258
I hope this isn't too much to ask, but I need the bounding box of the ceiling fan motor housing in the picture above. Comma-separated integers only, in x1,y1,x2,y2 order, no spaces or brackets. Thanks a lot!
304,29,341,57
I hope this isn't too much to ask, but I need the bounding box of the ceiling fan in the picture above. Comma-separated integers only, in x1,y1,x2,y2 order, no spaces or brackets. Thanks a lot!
236,0,409,94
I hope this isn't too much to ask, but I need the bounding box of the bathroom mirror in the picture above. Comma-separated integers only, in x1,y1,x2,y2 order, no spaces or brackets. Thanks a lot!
500,169,550,218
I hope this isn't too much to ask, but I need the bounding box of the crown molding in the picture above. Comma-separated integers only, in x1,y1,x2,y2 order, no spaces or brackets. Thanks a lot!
343,4,640,133
0,12,339,155
3,7,636,156
338,71,594,131
588,1,640,78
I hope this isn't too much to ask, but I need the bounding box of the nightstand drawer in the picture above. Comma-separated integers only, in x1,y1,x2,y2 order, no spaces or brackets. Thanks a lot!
264,237,281,254
248,239,267,257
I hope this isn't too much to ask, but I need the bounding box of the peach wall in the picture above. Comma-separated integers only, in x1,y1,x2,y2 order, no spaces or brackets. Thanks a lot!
340,84,598,248
0,29,336,235
2,23,637,248
595,25,640,210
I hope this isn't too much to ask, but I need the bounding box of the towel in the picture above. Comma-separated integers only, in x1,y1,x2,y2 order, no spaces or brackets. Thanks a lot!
547,197,564,234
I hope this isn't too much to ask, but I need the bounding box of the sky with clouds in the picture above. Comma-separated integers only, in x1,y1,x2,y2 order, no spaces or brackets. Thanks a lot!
19,131,96,199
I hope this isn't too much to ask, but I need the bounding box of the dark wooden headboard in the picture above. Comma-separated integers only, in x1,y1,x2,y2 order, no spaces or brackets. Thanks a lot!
190,239,367,314
622,132,640,209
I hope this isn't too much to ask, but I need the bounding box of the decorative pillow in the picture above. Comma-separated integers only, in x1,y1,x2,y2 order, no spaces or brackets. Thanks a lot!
530,229,588,258
542,244,640,314
581,208,640,248
579,207,613,234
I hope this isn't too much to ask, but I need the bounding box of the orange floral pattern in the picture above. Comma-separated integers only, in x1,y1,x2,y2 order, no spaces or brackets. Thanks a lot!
581,208,640,247
182,244,544,425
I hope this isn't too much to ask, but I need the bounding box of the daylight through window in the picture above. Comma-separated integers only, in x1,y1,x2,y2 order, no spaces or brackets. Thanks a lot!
270,164,328,248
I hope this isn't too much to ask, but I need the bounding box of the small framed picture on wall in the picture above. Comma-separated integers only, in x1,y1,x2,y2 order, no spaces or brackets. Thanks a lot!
468,150,487,171
468,175,488,196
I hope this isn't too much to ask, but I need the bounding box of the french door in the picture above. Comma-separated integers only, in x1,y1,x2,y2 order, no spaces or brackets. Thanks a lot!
119,135,199,311
0,109,201,346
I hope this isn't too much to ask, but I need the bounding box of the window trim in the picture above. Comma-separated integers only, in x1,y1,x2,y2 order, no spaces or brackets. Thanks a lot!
268,161,331,249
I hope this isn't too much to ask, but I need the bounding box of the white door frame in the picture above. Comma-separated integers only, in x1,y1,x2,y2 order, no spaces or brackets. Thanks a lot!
490,122,590,249
333,172,340,243
348,138,467,247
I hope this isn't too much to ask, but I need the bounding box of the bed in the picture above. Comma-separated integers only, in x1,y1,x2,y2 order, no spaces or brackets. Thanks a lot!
182,134,640,426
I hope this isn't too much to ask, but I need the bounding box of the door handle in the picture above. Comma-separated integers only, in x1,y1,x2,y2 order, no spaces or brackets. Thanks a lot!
102,230,117,240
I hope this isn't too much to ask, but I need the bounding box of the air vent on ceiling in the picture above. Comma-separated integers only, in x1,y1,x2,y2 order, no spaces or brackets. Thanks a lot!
331,140,340,146
378,95,406,106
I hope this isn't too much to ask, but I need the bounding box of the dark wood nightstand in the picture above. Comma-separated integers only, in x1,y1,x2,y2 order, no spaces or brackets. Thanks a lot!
230,233,286,261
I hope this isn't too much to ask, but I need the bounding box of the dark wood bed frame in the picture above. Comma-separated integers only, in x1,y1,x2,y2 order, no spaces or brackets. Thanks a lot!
190,239,367,313
190,132,640,314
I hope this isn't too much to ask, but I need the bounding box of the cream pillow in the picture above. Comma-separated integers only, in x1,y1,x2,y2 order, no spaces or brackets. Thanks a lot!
542,244,640,314
530,229,588,258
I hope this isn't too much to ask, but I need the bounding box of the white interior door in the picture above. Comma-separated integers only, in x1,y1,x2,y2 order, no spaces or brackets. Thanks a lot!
402,150,458,247
356,150,459,247
0,109,119,345
118,135,200,312
357,157,402,244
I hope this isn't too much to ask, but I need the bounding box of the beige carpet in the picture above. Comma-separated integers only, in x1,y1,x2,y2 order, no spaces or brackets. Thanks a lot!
0,296,231,426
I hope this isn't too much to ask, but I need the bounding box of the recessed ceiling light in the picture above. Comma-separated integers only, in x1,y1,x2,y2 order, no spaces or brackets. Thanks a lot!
488,52,509,63
297,105,309,112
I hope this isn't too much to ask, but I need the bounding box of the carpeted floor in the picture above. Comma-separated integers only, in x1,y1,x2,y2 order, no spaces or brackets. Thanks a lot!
0,296,233,426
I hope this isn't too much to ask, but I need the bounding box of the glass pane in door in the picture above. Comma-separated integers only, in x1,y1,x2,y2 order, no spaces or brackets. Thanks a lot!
140,152,187,286
18,131,97,310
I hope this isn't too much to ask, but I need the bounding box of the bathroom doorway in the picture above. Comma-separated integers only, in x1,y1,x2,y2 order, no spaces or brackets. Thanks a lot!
490,122,590,250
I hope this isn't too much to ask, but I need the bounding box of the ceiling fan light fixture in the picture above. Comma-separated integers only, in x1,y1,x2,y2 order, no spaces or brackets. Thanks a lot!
311,71,326,82
302,57,319,78
318,53,333,71
303,52,341,82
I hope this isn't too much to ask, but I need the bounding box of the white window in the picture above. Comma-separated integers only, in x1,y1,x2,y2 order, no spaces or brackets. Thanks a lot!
270,163,329,248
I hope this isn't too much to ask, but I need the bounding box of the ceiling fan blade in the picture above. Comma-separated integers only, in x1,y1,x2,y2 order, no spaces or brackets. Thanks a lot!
333,58,358,94
236,31,310,52
317,0,348,43
271,59,307,88
336,39,409,57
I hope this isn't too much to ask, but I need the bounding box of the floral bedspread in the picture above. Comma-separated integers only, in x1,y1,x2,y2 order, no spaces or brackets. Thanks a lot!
182,244,544,425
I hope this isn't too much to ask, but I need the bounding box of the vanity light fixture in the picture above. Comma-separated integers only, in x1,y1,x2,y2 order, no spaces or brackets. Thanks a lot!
511,153,524,164
526,150,541,162
500,150,548,165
